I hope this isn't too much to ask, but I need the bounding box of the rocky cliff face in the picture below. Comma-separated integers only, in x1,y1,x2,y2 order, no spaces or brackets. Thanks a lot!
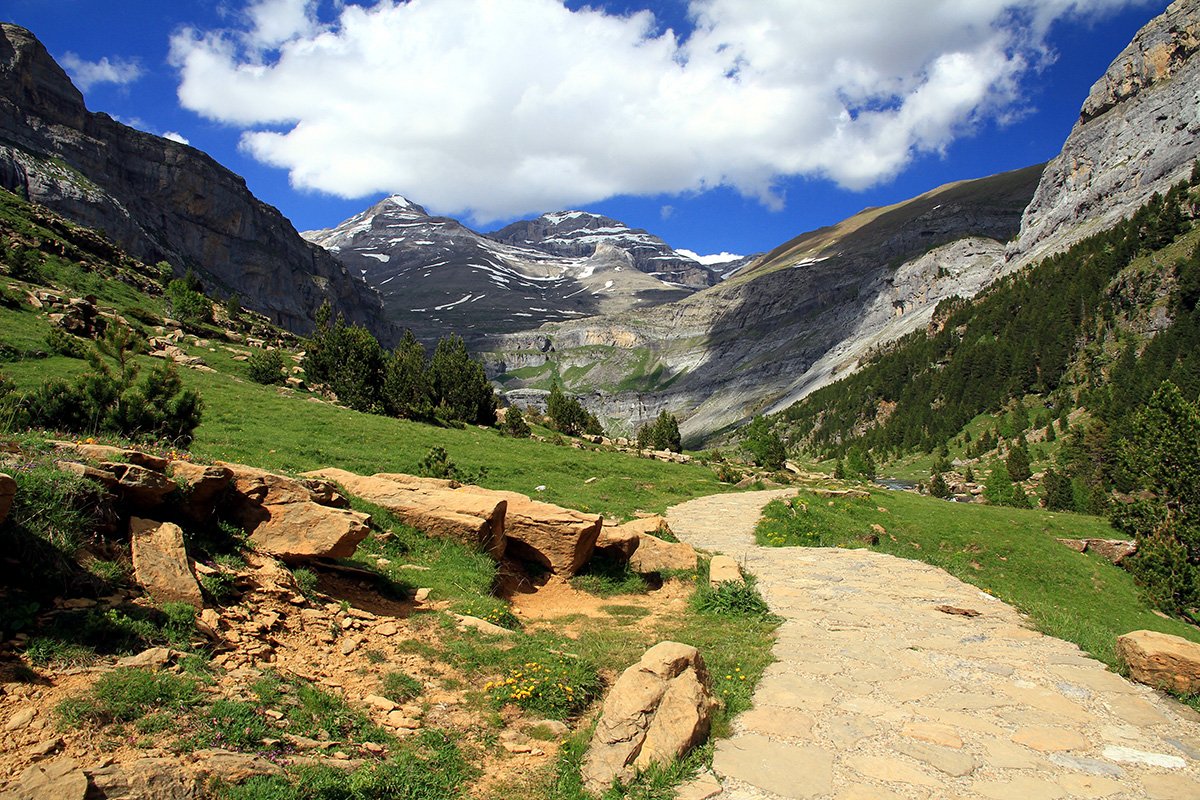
489,211,716,288
485,166,1042,440
0,24,387,338
303,197,700,343
1011,0,1200,266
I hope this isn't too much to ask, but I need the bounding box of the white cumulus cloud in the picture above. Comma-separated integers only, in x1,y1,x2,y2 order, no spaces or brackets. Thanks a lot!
169,0,1156,222
60,52,144,92
163,131,191,145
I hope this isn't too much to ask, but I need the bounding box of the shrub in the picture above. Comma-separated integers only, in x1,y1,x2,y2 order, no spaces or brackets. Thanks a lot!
246,348,287,385
984,464,1030,508
165,272,212,325
1006,444,1032,482
742,416,787,470
384,330,433,420
1112,382,1200,616
502,405,531,438
428,334,496,425
546,380,597,436
6,327,202,445
928,472,951,499
637,411,682,453
45,327,89,358
292,567,319,598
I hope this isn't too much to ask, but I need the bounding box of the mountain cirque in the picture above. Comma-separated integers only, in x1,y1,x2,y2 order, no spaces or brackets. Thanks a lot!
0,23,386,337
486,0,1200,442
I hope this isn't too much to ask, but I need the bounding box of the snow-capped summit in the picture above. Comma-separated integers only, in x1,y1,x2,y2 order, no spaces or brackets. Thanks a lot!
489,211,716,289
302,197,711,342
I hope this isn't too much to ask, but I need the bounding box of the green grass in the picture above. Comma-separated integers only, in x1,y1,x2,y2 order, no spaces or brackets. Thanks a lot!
1,353,726,519
569,554,651,597
757,487,1200,668
56,667,200,726
212,730,477,800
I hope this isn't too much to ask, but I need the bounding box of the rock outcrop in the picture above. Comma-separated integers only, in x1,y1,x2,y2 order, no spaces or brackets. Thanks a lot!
581,642,717,793
708,555,743,586
129,518,204,608
0,472,14,525
304,468,601,574
1117,629,1200,693
0,23,388,339
1010,0,1200,267
301,469,507,560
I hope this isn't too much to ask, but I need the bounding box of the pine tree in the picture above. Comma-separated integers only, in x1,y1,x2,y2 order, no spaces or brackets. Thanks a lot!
384,330,432,419
1006,444,1032,482
503,405,531,438
428,334,496,425
929,472,951,499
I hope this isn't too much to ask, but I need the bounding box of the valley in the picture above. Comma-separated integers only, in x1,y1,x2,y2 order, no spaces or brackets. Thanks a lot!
3,2,1200,800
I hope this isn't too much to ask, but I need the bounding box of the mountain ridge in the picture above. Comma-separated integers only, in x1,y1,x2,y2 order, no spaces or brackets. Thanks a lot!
0,23,388,339
302,196,720,343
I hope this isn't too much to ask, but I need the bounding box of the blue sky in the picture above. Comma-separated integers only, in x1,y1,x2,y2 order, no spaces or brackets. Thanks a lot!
4,0,1167,260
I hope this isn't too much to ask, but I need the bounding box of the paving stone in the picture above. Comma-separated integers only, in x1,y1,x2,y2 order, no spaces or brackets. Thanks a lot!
1101,745,1186,768
971,776,1066,800
983,738,1044,769
676,770,723,800
754,674,839,710
834,784,921,800
885,677,953,702
842,754,939,788
901,721,963,749
1057,773,1126,798
736,706,815,739
712,735,833,799
894,739,976,777
918,708,1006,736
1143,773,1200,800
823,715,880,748
1046,753,1124,778
1103,693,1173,727
1011,726,1089,752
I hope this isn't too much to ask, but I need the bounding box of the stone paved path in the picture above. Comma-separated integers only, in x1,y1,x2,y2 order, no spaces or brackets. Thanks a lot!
666,491,1200,800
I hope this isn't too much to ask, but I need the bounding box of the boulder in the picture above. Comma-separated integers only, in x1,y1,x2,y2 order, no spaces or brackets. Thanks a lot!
594,524,641,562
85,757,201,800
248,502,371,562
486,491,601,575
302,469,507,559
51,441,169,472
167,461,233,524
219,464,371,561
130,518,204,608
581,642,716,793
4,758,87,800
0,472,14,525
1085,538,1138,566
709,555,743,586
628,532,698,574
1117,629,1200,693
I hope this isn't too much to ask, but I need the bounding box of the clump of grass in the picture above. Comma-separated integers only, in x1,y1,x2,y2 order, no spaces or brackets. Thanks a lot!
690,565,774,621
213,730,477,800
24,602,198,668
484,656,600,720
381,671,423,703
291,567,319,598
186,698,273,752
55,668,199,727
569,554,650,597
